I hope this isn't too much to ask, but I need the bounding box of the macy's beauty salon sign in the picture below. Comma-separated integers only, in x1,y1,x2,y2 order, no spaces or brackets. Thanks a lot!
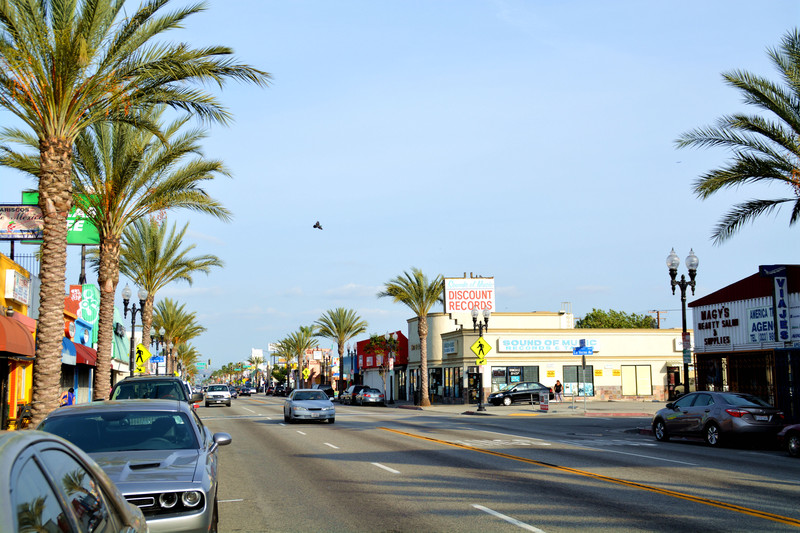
498,338,600,352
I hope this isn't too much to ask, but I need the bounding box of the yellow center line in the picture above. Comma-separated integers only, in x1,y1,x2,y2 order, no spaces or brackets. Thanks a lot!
379,427,800,528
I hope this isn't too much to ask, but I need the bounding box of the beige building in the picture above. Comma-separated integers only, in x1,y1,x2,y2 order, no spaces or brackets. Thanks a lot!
399,309,691,404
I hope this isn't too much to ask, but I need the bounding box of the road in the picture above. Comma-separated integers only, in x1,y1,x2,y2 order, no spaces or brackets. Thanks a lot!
197,395,800,533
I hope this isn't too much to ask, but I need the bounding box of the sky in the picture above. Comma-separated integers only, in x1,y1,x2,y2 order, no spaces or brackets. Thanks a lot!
1,0,799,369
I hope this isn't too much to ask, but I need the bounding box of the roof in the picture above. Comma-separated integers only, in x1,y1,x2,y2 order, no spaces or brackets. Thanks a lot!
43,399,190,418
689,265,800,308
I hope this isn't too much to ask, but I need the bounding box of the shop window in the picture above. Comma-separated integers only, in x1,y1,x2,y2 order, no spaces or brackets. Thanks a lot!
522,366,539,383
621,365,652,396
563,365,594,396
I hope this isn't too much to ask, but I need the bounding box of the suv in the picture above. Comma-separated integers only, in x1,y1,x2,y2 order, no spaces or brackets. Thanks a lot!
205,384,232,407
340,385,370,405
312,383,335,401
110,375,204,404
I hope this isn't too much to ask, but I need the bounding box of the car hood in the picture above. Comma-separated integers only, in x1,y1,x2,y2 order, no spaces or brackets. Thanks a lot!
90,449,202,485
291,400,333,408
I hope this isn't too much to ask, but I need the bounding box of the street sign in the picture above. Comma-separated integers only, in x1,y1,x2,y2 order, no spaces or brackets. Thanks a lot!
150,356,164,363
471,337,491,358
134,344,152,374
573,346,593,356
302,368,310,380
196,362,206,369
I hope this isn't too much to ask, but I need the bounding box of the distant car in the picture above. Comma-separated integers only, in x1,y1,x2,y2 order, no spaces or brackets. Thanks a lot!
283,389,335,424
273,384,287,397
110,375,204,404
356,387,385,406
0,430,148,533
488,382,554,406
205,384,232,407
249,387,257,395
238,386,251,397
776,423,800,457
265,385,275,395
228,386,238,399
651,391,785,447
340,385,370,405
312,383,335,401
39,400,232,532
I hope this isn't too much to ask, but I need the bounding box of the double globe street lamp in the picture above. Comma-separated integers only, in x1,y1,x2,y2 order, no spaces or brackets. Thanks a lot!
122,284,148,377
667,248,699,397
472,306,491,412
384,332,397,404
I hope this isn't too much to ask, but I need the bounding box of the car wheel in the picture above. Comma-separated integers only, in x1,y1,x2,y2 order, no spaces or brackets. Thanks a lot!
284,413,290,423
704,422,722,447
502,396,512,406
328,418,335,424
653,419,669,442
787,432,800,458
205,402,210,407
226,401,231,407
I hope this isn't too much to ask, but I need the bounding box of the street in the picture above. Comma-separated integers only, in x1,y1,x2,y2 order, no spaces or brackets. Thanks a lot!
198,397,800,533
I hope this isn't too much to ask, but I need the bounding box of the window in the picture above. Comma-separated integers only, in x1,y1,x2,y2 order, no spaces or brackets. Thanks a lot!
563,365,594,396
14,457,70,532
620,365,652,396
693,393,713,407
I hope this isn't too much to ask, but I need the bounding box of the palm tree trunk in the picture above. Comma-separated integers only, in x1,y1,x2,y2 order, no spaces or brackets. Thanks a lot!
31,138,73,425
418,317,431,406
93,235,120,399
141,296,154,353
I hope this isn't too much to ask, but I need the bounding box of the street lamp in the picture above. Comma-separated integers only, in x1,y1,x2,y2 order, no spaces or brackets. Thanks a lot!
472,306,491,411
122,284,148,377
667,248,699,397
384,332,397,404
347,343,358,384
150,326,165,375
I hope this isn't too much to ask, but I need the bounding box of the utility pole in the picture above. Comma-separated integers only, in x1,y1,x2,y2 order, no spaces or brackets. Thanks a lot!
648,310,669,329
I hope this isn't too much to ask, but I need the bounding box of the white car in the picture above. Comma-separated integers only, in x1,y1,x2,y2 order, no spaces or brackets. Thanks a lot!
205,384,232,407
283,389,335,423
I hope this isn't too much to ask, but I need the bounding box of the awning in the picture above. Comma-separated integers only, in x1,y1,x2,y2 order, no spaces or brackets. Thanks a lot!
0,315,35,360
74,342,97,366
61,337,76,365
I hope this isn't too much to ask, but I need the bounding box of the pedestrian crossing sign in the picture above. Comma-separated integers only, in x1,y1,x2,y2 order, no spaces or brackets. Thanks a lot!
134,344,152,374
471,337,491,365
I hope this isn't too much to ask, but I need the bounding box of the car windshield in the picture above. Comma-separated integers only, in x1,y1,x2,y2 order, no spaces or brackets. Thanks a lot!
41,411,199,452
208,385,228,392
720,393,773,408
293,391,328,401
111,381,185,401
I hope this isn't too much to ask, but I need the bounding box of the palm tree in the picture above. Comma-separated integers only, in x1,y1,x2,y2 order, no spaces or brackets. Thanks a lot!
0,0,270,423
675,29,800,244
153,298,206,376
313,308,368,387
120,216,223,357
2,109,230,399
248,353,264,389
175,343,200,380
280,328,318,388
378,268,444,407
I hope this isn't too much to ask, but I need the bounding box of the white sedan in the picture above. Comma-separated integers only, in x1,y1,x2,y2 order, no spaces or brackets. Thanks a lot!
283,389,335,424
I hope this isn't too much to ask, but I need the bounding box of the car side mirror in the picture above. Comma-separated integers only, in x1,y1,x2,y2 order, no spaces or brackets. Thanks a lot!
665,403,674,410
209,432,232,453
191,392,204,403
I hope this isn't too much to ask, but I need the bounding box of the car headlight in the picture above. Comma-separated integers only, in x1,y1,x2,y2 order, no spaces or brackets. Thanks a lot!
159,493,179,509
293,405,308,411
182,491,203,508
323,406,334,411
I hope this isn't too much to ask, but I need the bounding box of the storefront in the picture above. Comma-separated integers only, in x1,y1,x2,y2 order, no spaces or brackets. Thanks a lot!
355,331,408,403
0,314,36,429
689,264,800,422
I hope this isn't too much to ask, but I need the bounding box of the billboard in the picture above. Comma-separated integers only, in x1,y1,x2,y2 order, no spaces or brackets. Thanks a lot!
444,277,495,313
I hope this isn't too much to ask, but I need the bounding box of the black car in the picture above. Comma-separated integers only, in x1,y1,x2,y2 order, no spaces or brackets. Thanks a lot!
109,376,204,404
238,386,251,397
273,383,287,397
340,385,370,405
312,383,335,401
488,382,554,406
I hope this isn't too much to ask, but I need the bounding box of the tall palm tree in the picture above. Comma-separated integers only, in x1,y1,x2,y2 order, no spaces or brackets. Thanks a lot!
313,308,368,386
0,0,269,423
120,216,223,358
153,298,206,376
248,353,264,388
280,327,318,388
676,29,800,243
378,268,443,407
175,342,200,380
2,109,230,399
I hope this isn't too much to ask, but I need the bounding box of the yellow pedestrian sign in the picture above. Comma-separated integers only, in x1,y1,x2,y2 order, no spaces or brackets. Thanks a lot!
302,368,310,380
135,344,152,374
471,337,491,365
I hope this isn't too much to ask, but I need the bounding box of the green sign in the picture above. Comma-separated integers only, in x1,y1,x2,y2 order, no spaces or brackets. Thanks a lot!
21,191,99,244
196,362,206,369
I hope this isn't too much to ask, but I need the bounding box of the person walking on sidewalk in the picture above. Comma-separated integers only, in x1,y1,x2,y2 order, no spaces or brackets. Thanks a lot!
553,380,563,402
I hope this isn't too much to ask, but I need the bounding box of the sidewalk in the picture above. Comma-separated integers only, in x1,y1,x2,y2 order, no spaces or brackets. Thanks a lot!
392,398,664,418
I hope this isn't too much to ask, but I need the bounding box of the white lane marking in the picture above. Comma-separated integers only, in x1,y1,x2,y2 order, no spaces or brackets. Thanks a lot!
371,462,400,474
297,431,306,435
324,443,339,449
242,407,256,414
472,504,546,532
218,499,244,503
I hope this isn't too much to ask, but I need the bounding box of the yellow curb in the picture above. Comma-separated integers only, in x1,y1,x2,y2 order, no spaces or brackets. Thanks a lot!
508,413,540,417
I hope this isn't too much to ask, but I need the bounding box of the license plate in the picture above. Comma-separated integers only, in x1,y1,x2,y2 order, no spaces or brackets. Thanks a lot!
755,415,769,421
311,413,319,418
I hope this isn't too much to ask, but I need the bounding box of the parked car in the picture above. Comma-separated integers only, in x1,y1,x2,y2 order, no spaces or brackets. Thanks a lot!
228,385,238,399
777,423,800,457
340,385,370,405
265,384,275,395
39,399,232,533
273,383,287,397
238,386,251,397
487,382,554,406
110,375,204,404
651,391,785,447
205,384,232,407
356,387,385,406
312,383,335,401
283,389,335,424
0,429,148,533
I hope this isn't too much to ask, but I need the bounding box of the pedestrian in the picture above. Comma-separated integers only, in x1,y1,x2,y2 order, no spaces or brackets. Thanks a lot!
554,380,563,402
60,387,75,407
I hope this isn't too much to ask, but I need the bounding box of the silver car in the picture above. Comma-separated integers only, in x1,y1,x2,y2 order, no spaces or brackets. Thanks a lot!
39,400,232,532
284,389,335,423
652,391,785,447
0,429,147,532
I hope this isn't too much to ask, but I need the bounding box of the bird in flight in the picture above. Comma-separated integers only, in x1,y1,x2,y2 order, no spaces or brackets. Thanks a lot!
313,221,323,230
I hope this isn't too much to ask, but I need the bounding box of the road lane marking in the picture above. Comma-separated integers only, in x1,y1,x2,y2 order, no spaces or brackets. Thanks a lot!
218,499,244,503
371,462,400,474
472,505,546,532
297,431,306,435
242,407,256,414
324,443,339,449
381,427,800,528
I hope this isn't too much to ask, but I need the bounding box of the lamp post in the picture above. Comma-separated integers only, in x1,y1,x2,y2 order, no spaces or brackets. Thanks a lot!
122,284,148,377
347,343,358,384
384,332,397,404
472,306,490,412
667,248,699,397
150,326,165,375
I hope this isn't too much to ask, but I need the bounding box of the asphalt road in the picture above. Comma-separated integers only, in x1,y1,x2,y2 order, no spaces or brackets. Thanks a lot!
198,395,800,533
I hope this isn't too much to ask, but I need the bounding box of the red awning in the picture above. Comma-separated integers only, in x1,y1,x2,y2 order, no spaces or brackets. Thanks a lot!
74,342,97,366
0,315,35,359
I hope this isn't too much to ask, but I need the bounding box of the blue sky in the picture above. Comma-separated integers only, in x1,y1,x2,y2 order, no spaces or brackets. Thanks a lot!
1,1,799,368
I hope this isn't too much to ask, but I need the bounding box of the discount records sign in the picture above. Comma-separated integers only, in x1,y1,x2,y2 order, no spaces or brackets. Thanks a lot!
444,277,495,313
